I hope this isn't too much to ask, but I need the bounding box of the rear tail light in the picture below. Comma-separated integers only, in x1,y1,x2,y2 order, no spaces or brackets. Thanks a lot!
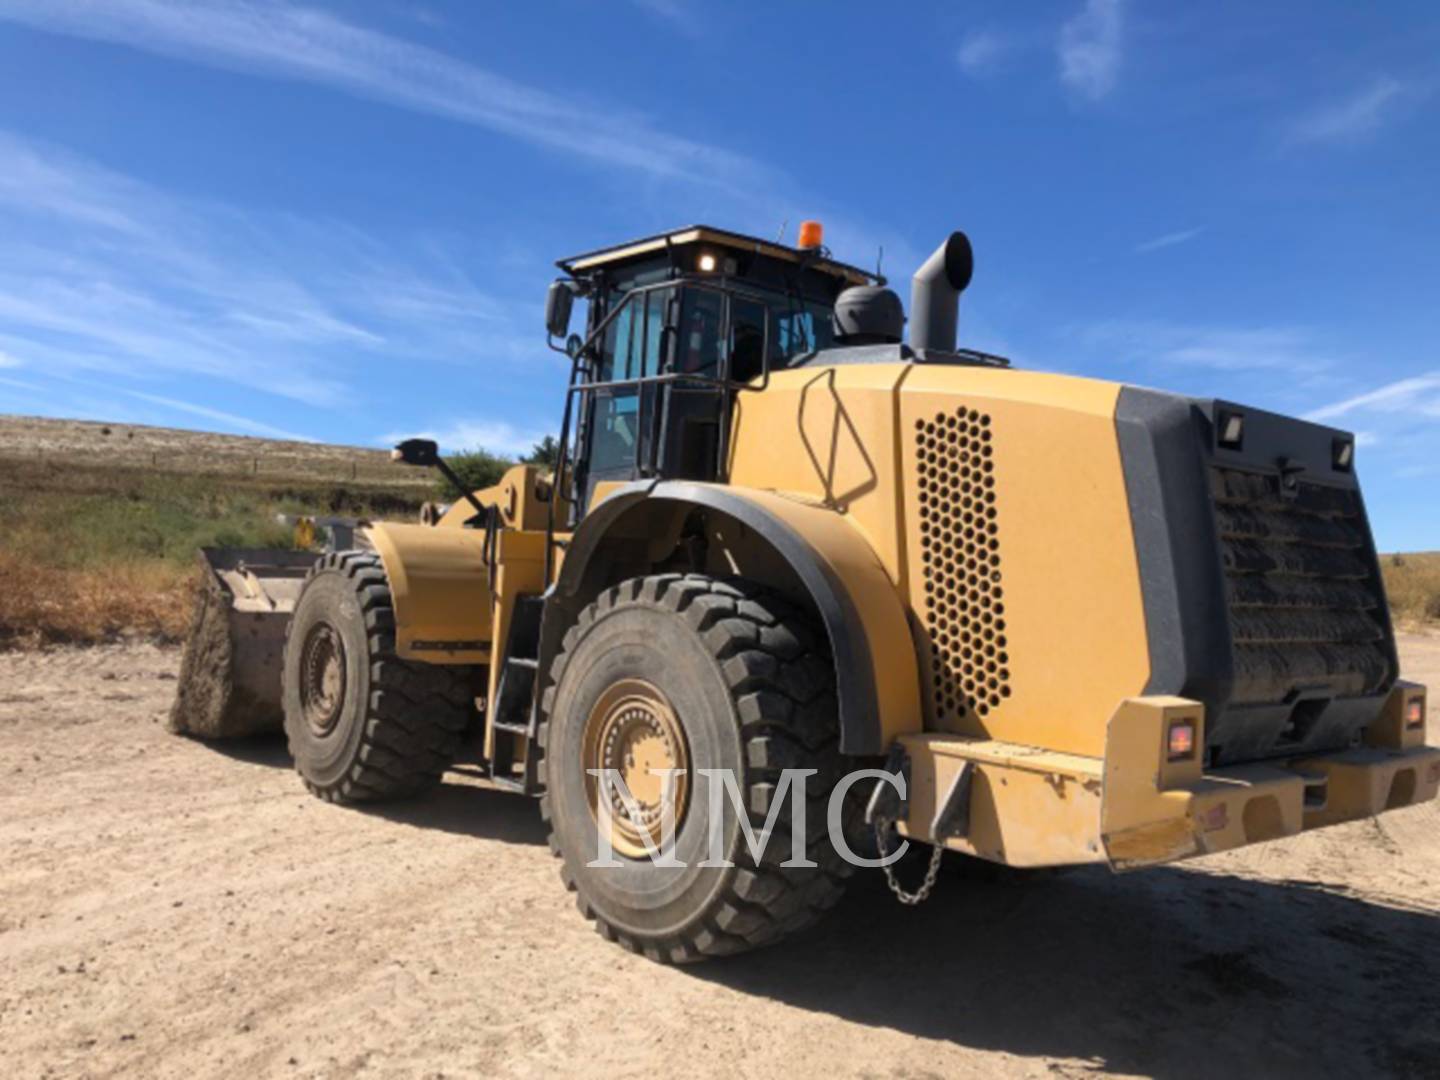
1405,697,1425,730
1197,803,1229,832
1167,719,1197,761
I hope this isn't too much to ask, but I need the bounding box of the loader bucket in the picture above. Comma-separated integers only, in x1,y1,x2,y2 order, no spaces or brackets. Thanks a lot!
167,547,319,739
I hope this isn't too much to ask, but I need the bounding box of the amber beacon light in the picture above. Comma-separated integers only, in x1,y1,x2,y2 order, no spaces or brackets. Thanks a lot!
797,220,824,249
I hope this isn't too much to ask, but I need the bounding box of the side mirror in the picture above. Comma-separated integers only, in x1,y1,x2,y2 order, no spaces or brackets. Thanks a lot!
545,280,576,339
391,438,440,467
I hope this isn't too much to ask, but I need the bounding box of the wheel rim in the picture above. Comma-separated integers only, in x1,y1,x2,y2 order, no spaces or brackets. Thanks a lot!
581,678,691,859
299,621,347,738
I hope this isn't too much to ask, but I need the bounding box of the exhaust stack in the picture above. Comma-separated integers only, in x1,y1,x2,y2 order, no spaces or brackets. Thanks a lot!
910,232,974,353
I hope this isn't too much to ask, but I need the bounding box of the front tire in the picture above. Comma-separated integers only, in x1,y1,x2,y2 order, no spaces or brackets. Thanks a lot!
538,574,851,962
281,551,477,803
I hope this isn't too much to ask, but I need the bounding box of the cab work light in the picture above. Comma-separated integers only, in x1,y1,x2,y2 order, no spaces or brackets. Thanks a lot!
1167,718,1197,761
697,252,717,272
1333,437,1354,472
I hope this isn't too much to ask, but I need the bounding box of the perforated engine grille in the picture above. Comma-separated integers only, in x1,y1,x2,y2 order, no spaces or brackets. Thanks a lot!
915,407,1011,722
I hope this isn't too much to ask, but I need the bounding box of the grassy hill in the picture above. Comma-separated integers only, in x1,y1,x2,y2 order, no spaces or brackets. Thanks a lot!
0,416,428,647
1381,551,1440,629
0,414,431,487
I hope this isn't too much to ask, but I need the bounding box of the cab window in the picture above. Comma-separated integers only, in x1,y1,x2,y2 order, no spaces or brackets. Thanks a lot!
729,297,768,382
772,303,833,358
598,295,633,382
677,289,723,375
587,388,641,474
598,287,673,382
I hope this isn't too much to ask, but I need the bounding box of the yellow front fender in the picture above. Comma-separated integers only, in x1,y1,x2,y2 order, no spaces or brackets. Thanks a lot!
556,480,923,754
366,522,493,664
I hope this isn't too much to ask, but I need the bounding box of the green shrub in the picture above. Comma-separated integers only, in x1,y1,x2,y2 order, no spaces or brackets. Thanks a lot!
522,435,560,469
436,448,513,499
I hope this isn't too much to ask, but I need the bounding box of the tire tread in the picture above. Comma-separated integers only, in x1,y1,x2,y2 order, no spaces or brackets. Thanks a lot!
537,572,850,962
283,551,475,803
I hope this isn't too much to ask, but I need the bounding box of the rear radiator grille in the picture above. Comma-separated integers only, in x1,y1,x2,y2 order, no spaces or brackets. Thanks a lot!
916,407,1010,722
1210,467,1392,704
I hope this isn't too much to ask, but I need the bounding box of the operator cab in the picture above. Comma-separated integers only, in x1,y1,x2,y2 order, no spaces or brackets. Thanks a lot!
547,225,877,513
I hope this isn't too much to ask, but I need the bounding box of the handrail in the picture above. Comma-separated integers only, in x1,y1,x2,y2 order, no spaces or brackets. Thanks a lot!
546,273,805,584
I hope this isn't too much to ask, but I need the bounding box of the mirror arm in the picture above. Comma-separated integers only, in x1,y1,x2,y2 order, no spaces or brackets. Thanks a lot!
394,439,490,524
434,458,489,522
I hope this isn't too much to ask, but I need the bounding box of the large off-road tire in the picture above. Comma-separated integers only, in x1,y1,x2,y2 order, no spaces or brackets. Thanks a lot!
538,573,852,963
281,551,477,803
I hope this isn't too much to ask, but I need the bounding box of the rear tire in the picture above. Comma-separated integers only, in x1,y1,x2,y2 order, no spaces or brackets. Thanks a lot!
281,551,477,803
538,573,852,962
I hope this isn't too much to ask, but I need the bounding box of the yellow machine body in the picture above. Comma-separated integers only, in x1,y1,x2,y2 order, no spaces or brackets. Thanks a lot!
365,464,557,768
365,464,554,667
363,361,1435,872
367,524,494,664
728,362,1152,756
168,221,1434,917
895,682,1438,870
720,362,1436,868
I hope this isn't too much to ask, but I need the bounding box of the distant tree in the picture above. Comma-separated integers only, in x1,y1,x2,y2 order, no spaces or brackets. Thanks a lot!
521,435,560,470
437,448,512,500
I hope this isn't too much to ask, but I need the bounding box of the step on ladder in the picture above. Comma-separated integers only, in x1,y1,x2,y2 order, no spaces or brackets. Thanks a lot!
488,595,544,794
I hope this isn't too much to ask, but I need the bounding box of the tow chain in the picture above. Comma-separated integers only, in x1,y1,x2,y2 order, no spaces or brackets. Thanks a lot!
874,816,943,906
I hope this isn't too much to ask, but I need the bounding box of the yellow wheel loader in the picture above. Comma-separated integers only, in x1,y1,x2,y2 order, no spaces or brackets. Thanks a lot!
170,222,1438,962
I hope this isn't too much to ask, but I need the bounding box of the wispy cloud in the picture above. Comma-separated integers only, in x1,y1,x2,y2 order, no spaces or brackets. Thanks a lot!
1077,320,1333,374
0,373,43,392
0,347,21,368
0,0,766,190
1285,76,1406,146
956,29,1012,78
1057,0,1124,102
0,0,916,287
382,418,544,457
0,128,539,417
1305,372,1440,422
1134,227,1205,254
1302,373,1440,488
630,0,703,37
121,388,313,441
0,133,150,235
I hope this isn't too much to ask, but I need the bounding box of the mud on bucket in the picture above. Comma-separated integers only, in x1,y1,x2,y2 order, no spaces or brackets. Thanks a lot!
167,548,318,739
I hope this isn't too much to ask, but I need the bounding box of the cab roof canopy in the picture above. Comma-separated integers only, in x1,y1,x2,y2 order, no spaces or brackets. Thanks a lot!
556,225,878,287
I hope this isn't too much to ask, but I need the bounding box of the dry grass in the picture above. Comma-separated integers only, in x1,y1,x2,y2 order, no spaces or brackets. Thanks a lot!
0,551,195,648
1381,551,1440,629
0,455,421,649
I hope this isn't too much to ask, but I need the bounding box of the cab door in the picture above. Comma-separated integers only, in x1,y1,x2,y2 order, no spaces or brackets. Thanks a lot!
573,284,773,511
575,286,672,510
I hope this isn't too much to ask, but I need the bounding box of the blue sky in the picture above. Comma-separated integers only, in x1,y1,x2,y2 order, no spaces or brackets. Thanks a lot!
0,0,1436,549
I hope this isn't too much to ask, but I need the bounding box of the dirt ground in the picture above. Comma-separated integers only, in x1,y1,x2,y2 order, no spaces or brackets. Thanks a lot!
2,635,1439,1080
